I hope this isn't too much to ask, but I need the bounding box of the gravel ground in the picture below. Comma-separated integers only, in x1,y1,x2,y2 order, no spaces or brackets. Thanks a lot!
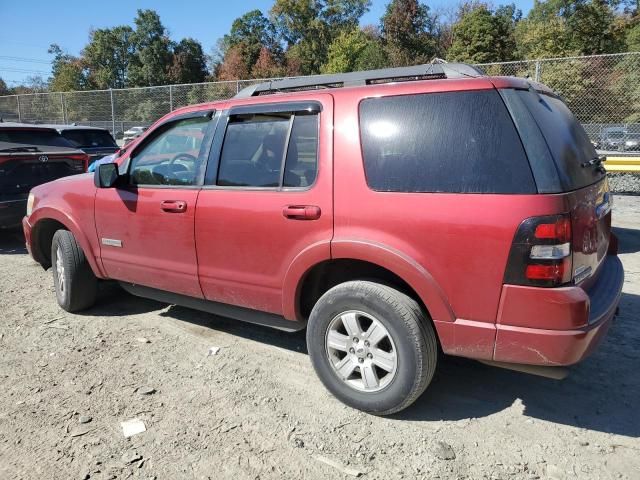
0,196,639,480
608,173,640,194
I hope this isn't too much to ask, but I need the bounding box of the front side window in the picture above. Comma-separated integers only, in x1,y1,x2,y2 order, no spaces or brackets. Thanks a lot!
129,117,210,186
217,112,318,188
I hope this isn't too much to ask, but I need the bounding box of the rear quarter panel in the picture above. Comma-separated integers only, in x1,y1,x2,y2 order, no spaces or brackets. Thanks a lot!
331,81,570,350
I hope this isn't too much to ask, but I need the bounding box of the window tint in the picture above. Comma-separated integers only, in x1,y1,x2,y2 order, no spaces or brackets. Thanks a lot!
359,90,536,194
0,129,73,147
61,129,117,148
217,112,318,188
129,118,209,186
514,90,604,191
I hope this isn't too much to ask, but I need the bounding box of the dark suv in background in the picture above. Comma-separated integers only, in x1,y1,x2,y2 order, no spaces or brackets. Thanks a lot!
48,125,119,165
0,123,88,227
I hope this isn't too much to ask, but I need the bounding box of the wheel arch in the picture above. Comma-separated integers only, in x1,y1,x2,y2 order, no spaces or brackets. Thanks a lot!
29,207,105,278
285,239,455,327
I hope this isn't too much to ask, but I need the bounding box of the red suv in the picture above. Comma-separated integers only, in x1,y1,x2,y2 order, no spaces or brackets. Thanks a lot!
22,63,624,415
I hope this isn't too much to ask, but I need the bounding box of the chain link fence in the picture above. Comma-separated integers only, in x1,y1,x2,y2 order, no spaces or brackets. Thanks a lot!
1,52,639,145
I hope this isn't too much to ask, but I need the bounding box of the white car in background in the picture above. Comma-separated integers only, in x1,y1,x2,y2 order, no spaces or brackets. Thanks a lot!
122,126,148,144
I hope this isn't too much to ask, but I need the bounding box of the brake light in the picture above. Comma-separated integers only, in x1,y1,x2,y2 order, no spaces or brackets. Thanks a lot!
534,217,571,242
504,214,573,287
67,154,89,172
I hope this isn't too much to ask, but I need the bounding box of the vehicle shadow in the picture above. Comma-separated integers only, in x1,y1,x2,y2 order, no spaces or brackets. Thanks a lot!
159,304,308,353
612,226,640,254
85,282,166,317
148,291,639,438
0,229,26,255
396,291,640,438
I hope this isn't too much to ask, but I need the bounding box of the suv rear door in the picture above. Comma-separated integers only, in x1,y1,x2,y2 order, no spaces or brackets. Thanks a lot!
500,87,610,286
194,96,333,316
94,111,215,298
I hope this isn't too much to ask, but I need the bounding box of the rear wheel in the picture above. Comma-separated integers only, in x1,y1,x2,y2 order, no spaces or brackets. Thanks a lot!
306,281,438,415
51,230,97,312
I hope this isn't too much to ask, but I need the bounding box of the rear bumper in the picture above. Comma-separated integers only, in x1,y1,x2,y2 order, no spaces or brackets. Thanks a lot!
0,198,27,228
494,255,624,365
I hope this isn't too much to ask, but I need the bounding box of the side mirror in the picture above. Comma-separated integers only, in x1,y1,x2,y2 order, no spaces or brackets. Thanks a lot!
95,162,120,188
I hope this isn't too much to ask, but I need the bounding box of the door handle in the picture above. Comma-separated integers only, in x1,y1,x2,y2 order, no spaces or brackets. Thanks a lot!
283,205,321,220
161,200,187,213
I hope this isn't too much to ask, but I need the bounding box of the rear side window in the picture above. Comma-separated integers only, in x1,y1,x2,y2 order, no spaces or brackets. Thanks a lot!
217,112,318,188
359,90,535,194
0,129,73,147
513,89,603,191
61,129,117,148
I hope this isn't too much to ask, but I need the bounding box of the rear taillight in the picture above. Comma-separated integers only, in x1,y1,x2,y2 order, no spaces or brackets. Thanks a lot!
504,214,573,287
68,154,89,172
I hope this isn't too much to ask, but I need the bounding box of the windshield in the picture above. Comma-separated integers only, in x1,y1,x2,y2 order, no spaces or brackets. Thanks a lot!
0,129,74,147
61,129,117,148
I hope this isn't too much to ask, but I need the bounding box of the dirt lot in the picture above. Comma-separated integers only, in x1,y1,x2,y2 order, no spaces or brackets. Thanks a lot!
0,197,639,480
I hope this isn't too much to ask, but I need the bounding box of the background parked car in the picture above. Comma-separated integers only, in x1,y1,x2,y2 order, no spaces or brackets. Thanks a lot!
48,125,119,165
623,133,640,151
122,126,148,144
599,127,628,151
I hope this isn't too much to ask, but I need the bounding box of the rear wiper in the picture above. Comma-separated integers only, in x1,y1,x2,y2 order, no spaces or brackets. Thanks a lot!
0,146,40,153
581,155,606,173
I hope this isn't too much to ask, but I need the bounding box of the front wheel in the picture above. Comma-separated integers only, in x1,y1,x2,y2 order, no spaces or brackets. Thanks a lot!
306,281,438,415
51,230,97,312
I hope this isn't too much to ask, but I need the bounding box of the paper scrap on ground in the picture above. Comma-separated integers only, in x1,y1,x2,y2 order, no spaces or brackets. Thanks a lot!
121,418,146,438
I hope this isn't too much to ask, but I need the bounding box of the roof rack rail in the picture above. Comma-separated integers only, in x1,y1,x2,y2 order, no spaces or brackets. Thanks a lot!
235,62,485,98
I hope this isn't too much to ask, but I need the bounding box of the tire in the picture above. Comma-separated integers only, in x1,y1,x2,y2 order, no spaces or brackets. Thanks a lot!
306,281,438,415
51,230,98,312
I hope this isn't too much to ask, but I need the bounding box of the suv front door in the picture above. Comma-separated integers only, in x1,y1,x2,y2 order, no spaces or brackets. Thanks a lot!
95,111,215,298
195,97,333,317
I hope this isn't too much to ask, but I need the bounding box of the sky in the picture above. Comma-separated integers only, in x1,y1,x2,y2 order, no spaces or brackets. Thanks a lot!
0,0,535,86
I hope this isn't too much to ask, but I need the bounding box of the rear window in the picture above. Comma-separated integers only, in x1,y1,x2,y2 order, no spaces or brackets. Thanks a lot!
61,129,117,148
0,129,73,147
511,89,604,191
359,90,535,194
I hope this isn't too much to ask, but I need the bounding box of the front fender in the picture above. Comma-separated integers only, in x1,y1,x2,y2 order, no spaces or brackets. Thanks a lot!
29,206,106,279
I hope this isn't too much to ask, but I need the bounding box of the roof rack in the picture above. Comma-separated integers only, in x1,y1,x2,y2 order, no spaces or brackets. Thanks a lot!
235,62,485,98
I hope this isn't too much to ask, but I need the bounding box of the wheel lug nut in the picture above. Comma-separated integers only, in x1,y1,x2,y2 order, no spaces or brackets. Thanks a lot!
367,353,373,359
364,341,370,347
353,337,359,343
349,348,355,354
358,358,364,363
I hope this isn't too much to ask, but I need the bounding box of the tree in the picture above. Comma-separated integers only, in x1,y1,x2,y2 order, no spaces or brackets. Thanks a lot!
515,0,625,59
0,78,9,96
83,26,135,89
270,0,371,74
252,47,285,78
381,0,440,66
48,44,86,91
221,10,281,73
447,3,520,63
217,44,250,80
128,9,173,86
628,20,640,50
322,27,388,73
168,38,208,84
566,0,625,54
